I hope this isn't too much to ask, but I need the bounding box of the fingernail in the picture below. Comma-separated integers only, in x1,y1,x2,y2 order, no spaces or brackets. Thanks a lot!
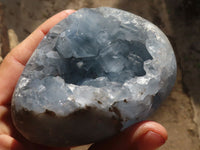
145,131,166,144
65,9,76,15
137,131,166,150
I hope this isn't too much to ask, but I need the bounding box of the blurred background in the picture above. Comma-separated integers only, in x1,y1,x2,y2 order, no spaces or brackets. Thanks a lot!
0,0,199,149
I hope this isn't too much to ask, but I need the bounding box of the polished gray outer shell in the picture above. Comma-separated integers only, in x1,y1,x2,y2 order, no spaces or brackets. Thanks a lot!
11,7,177,147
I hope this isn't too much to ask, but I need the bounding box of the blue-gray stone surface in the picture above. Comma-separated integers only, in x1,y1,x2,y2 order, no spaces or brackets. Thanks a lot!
11,7,177,147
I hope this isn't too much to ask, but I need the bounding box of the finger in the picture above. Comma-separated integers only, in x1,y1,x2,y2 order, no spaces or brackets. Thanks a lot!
10,9,75,66
0,134,71,150
89,121,167,150
0,134,25,150
0,10,75,105
0,106,13,136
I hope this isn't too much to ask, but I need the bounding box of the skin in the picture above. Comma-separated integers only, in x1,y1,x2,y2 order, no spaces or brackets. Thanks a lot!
0,10,167,150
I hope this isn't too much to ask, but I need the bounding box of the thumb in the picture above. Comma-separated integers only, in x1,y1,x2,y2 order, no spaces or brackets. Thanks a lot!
89,121,167,150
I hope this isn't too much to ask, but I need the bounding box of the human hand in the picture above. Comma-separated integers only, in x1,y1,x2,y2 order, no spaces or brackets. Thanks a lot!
0,10,167,150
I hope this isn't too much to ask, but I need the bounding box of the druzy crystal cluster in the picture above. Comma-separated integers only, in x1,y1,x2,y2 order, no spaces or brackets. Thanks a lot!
11,7,177,147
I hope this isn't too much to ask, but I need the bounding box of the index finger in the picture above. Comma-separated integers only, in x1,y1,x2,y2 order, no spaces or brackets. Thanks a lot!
0,10,75,105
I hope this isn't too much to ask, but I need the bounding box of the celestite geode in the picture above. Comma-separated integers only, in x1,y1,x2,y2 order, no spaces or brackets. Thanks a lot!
11,7,177,147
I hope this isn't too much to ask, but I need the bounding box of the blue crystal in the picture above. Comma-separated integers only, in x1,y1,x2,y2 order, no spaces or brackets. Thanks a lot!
11,7,177,147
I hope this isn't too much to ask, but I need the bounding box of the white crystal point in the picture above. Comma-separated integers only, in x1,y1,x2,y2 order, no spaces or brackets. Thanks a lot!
11,7,177,147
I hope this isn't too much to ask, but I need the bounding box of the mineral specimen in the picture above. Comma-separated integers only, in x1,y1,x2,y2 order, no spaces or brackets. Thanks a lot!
11,7,177,147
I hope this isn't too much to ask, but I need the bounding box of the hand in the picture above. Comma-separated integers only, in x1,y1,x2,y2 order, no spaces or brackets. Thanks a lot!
0,10,167,150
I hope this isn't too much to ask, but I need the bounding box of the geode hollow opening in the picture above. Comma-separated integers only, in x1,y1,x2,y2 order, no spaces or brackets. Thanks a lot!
56,40,152,85
11,7,177,147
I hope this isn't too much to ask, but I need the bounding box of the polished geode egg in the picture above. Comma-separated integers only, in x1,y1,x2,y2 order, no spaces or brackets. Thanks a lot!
11,7,177,147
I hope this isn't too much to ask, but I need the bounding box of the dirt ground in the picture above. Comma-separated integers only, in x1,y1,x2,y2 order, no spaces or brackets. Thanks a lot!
0,0,200,149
